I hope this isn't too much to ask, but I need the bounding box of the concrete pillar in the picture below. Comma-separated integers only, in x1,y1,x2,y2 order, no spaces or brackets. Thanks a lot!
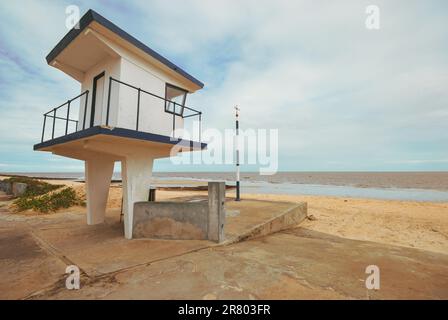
121,155,154,239
85,157,115,225
208,182,226,242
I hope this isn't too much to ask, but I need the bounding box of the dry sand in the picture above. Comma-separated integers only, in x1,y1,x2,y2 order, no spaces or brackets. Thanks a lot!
238,193,448,255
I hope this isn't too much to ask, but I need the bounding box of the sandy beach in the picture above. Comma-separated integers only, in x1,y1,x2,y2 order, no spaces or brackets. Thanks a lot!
4,175,447,254
57,178,448,255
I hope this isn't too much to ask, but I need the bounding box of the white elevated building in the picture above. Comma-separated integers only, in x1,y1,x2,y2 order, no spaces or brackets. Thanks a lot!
34,9,205,239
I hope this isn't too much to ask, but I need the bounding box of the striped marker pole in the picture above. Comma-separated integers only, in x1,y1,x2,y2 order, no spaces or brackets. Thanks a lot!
235,106,241,201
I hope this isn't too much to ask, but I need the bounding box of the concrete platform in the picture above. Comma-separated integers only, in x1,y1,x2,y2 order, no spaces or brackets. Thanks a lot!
32,215,211,277
24,228,448,299
1,196,447,299
165,195,307,243
0,197,306,299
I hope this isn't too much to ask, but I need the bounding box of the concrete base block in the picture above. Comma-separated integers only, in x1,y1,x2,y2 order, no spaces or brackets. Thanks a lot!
132,182,227,242
12,183,27,197
0,181,12,195
133,202,209,240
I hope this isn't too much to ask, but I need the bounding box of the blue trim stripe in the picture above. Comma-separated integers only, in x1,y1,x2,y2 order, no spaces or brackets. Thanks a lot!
34,126,207,151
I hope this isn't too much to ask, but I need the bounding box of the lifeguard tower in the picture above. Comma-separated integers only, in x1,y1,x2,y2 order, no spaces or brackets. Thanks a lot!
34,10,205,239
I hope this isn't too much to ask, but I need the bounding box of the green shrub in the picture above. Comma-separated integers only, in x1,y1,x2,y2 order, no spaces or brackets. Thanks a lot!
4,176,62,197
6,177,85,213
13,187,85,213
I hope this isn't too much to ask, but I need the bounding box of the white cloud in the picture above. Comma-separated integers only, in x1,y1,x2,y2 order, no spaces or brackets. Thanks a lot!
0,0,447,172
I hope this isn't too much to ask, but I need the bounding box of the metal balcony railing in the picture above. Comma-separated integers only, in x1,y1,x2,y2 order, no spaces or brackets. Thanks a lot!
40,77,202,144
106,77,202,141
40,91,89,143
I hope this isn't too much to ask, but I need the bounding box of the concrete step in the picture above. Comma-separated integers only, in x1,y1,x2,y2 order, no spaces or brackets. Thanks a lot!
223,200,307,245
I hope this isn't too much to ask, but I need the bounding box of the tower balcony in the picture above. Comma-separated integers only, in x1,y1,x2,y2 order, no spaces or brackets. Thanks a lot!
33,77,205,161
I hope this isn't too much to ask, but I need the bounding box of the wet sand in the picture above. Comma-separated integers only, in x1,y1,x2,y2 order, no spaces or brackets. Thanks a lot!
3,171,448,190
154,172,448,191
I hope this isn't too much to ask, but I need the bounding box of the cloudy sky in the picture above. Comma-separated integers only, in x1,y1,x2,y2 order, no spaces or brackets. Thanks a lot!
0,0,447,173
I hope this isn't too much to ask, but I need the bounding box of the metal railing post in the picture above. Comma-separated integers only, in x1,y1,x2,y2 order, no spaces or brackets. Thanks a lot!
106,77,112,126
41,115,47,143
199,112,202,145
172,107,176,138
65,100,71,135
136,88,141,131
52,109,56,139
83,91,89,130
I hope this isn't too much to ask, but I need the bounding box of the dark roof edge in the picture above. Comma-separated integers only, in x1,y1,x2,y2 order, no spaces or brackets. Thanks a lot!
45,9,204,89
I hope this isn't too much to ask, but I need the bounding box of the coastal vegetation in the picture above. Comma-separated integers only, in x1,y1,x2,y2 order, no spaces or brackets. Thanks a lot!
4,177,85,213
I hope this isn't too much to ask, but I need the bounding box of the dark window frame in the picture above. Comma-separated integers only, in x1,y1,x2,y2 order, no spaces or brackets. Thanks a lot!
164,83,188,117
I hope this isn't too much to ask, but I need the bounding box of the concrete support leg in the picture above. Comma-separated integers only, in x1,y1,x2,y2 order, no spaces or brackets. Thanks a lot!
208,182,226,242
85,157,115,225
121,155,154,239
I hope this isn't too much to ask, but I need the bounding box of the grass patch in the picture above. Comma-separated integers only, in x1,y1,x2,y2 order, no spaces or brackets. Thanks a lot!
4,176,62,197
14,187,85,213
5,177,85,213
